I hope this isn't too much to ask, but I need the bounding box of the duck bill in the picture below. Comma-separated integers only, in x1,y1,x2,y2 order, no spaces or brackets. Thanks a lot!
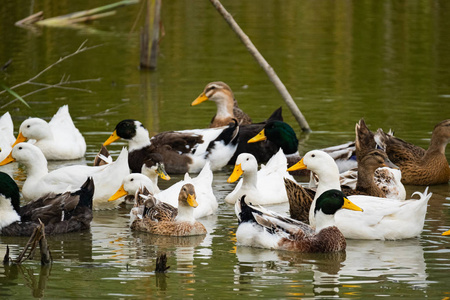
442,230,450,236
0,152,15,166
383,158,399,169
191,93,209,106
287,157,307,172
248,129,267,143
11,131,27,147
157,163,171,181
342,197,364,212
186,193,198,208
103,130,120,146
227,163,243,183
108,184,128,201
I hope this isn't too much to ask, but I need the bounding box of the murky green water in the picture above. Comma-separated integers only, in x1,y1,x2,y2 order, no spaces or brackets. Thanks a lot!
1,0,450,298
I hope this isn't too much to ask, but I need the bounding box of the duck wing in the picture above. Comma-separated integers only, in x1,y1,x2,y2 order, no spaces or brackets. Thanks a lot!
284,178,314,223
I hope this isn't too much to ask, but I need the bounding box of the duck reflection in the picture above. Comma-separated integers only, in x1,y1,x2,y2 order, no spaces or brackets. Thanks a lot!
233,238,426,297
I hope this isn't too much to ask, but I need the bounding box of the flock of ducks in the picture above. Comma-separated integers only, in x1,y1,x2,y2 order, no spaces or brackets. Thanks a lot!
0,82,449,254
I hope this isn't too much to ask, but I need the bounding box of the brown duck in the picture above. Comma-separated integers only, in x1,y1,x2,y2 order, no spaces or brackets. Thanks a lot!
131,183,207,236
191,81,252,127
375,119,450,185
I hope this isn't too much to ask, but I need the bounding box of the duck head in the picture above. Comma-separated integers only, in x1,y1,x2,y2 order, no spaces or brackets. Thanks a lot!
227,153,258,183
248,120,299,155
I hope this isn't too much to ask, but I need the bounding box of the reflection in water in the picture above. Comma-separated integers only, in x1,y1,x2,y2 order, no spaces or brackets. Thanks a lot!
233,238,427,297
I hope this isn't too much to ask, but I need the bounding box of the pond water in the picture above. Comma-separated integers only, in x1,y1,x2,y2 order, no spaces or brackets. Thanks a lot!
0,0,450,298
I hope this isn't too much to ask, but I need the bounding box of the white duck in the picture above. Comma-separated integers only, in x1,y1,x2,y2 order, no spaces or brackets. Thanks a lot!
225,149,295,205
13,105,86,160
0,112,15,163
288,150,432,240
0,143,130,210
109,161,218,219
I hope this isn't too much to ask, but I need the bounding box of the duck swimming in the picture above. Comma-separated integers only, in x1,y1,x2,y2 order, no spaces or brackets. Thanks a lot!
374,119,450,185
12,105,86,160
0,172,94,236
288,150,432,240
235,190,363,252
191,81,252,127
0,143,130,210
103,119,239,174
110,161,218,219
225,149,295,205
131,183,207,236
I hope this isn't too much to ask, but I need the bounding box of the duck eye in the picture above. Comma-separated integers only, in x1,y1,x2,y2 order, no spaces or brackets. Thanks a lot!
311,154,315,158
27,125,30,128
130,178,134,182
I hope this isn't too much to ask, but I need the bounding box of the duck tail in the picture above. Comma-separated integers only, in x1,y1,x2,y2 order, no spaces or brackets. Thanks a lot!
78,177,95,209
235,195,259,224
411,186,432,203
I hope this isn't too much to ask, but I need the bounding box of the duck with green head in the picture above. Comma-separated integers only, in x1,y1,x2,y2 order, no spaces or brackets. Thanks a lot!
235,189,363,252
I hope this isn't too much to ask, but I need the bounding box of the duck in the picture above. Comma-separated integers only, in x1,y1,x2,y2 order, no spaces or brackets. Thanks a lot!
284,150,398,223
0,143,130,210
130,183,207,236
288,150,433,240
140,153,171,193
225,149,295,205
0,112,15,163
127,185,177,224
109,161,218,219
374,119,450,185
0,171,94,236
234,190,363,252
103,119,239,174
191,81,252,128
12,105,86,160
247,119,359,175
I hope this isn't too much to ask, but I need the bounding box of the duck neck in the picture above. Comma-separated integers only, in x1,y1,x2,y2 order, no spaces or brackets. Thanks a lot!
175,205,195,223
427,130,449,156
129,127,151,151
23,152,49,179
242,169,258,190
314,211,335,233
215,96,234,119
355,163,380,193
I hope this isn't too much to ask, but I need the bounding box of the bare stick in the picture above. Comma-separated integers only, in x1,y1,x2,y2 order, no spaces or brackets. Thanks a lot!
209,0,311,133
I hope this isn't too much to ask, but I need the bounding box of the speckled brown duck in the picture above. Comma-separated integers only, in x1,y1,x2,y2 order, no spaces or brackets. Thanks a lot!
131,183,207,236
375,119,450,185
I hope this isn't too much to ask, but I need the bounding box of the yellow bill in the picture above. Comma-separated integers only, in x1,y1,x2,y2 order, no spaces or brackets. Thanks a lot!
287,157,307,172
342,197,364,212
247,129,267,143
108,184,128,201
186,193,198,208
157,163,171,181
103,130,120,146
227,163,243,183
0,152,15,166
191,93,209,106
11,131,27,147
442,230,450,236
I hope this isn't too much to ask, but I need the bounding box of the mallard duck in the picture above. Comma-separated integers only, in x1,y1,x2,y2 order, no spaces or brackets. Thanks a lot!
284,150,399,223
235,190,363,252
109,161,217,219
247,119,359,175
191,81,252,127
0,172,94,236
131,183,207,236
288,150,432,240
0,112,15,163
225,149,295,205
0,143,130,210
103,119,239,174
374,119,450,185
12,105,86,160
